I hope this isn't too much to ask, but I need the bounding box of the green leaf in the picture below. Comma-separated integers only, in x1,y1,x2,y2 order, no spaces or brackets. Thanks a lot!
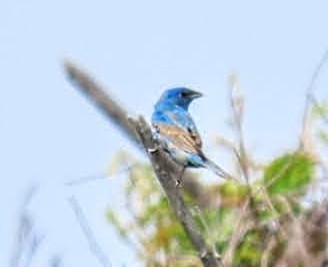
106,210,128,238
235,230,262,266
219,181,248,206
311,100,328,119
263,152,314,195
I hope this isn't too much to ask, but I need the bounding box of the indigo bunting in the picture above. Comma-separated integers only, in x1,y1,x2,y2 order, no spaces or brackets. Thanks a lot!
151,87,232,185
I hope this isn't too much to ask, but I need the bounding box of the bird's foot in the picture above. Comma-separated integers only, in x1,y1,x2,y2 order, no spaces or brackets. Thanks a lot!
175,179,183,188
147,144,159,153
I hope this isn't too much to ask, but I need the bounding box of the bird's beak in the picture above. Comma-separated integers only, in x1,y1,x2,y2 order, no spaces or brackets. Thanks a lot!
188,90,203,99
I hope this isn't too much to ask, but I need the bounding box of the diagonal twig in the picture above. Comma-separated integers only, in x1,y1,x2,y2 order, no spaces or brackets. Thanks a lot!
68,195,112,267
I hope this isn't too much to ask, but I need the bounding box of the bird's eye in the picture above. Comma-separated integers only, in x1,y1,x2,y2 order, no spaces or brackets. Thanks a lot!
180,91,188,98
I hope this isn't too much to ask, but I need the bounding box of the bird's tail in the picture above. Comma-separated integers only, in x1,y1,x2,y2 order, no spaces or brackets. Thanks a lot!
203,158,236,181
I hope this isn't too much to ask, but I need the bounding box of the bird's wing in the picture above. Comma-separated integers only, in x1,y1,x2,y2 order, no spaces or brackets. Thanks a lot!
169,108,203,148
153,108,203,156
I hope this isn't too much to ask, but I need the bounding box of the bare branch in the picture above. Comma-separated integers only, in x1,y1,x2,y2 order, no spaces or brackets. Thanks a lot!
64,60,139,145
129,116,222,267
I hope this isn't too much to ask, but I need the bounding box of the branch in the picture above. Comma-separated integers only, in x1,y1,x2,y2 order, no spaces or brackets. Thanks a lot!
63,60,222,266
63,60,211,208
130,116,222,267
64,60,139,146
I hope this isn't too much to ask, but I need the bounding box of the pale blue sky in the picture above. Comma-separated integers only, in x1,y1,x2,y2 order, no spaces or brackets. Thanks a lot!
1,1,328,266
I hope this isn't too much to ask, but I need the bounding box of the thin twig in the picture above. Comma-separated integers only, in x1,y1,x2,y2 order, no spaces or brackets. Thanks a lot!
68,195,113,267
11,186,40,267
65,172,108,187
193,205,220,259
229,73,249,183
222,200,252,266
300,49,328,148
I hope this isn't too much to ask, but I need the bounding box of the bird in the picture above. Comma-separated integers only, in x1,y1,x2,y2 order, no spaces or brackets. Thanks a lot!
151,87,233,186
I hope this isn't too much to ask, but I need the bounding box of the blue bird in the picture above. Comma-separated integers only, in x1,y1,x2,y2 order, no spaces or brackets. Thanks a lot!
151,87,233,185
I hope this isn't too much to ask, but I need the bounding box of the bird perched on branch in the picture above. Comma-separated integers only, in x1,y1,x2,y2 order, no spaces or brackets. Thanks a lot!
151,87,234,186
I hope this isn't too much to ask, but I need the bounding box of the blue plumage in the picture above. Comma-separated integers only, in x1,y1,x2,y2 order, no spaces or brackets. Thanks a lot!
151,87,231,183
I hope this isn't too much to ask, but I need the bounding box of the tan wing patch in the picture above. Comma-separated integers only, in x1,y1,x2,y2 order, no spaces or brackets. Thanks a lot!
188,128,202,148
167,110,203,148
156,123,203,156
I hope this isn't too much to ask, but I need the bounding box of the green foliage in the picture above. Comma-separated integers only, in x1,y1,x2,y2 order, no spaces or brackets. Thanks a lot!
105,148,327,266
218,181,248,206
311,99,328,146
263,152,315,196
311,100,328,119
107,157,195,265
235,230,262,266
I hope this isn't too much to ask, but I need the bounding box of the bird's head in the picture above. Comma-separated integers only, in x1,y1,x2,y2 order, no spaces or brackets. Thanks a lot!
158,87,203,109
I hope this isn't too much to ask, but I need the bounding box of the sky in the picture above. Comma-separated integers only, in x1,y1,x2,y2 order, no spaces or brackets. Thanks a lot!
1,1,328,266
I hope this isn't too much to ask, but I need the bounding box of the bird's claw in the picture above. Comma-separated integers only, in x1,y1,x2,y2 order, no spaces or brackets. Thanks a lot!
175,179,183,188
147,145,159,153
